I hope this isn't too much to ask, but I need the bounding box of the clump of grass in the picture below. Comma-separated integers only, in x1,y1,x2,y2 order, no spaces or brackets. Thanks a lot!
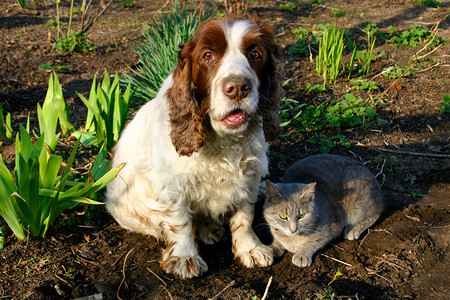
316,24,345,86
122,1,215,102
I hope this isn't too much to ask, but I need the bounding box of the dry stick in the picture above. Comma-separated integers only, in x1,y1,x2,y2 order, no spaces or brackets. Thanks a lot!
147,266,174,300
55,274,74,288
261,276,273,300
117,248,134,300
82,0,114,34
156,0,171,14
371,65,414,102
373,147,450,159
320,254,353,267
415,62,441,74
208,280,235,300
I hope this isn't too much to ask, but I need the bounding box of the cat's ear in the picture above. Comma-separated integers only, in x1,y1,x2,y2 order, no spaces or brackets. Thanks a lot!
301,182,317,200
265,180,283,203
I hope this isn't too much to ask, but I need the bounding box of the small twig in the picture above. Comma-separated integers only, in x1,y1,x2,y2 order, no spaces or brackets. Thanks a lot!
319,254,353,267
147,267,167,287
414,43,443,62
208,280,235,300
375,159,386,179
261,276,273,300
117,248,134,300
415,62,441,73
374,147,450,159
55,274,74,288
156,0,171,14
372,66,413,101
82,0,114,34
359,229,373,248
148,267,174,300
365,268,393,286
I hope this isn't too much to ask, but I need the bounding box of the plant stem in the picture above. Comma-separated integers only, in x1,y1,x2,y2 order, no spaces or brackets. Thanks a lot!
67,0,75,36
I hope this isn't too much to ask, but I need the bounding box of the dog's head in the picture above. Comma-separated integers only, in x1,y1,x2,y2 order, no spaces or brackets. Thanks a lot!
166,15,283,156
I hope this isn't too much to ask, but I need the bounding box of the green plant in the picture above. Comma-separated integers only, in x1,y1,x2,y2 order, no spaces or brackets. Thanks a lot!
292,28,312,39
350,78,379,92
363,23,388,43
305,83,327,93
0,103,13,145
316,24,345,86
418,0,442,8
347,46,358,78
326,93,377,128
310,0,323,7
0,227,5,250
307,134,351,154
440,94,450,114
391,25,439,48
16,0,27,9
37,73,74,152
74,70,133,151
53,31,94,52
289,28,316,57
331,8,344,17
289,38,309,56
0,125,124,240
122,1,215,102
279,2,297,11
382,65,414,79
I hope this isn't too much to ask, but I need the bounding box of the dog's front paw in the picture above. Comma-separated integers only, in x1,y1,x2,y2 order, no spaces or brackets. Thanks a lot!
236,244,274,268
160,255,208,279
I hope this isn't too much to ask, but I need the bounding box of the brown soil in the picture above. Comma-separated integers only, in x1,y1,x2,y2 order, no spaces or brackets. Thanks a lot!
0,0,449,299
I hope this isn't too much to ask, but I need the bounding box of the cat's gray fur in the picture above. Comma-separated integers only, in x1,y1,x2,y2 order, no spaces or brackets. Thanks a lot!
263,154,383,267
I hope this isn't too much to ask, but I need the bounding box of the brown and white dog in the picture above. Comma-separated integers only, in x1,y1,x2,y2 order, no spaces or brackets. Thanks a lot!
106,15,282,279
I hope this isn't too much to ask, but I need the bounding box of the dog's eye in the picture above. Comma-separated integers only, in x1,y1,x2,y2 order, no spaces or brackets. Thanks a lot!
249,50,261,60
202,52,214,62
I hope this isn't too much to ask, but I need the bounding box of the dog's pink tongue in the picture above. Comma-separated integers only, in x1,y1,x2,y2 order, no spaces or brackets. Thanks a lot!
223,110,248,127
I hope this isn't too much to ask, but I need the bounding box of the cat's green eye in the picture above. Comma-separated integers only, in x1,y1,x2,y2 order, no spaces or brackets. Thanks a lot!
298,214,306,219
279,214,288,220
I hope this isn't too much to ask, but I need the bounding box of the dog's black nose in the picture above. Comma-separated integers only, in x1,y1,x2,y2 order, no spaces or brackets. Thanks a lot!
222,76,251,101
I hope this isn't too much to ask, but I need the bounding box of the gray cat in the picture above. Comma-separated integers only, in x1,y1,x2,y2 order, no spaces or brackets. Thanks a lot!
263,154,383,267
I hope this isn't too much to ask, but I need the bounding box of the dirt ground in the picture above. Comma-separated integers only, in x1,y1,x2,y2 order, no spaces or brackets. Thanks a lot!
0,0,449,299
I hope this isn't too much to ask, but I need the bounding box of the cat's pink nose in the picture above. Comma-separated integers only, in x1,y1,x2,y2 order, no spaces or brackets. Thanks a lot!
290,228,296,234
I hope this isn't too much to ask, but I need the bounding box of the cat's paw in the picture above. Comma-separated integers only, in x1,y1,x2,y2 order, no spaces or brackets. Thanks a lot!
292,252,313,267
236,244,274,268
160,255,208,279
197,220,224,245
344,227,363,240
269,244,285,257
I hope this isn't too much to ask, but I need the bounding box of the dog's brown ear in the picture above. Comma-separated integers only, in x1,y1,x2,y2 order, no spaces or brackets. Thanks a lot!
256,19,283,143
166,46,206,157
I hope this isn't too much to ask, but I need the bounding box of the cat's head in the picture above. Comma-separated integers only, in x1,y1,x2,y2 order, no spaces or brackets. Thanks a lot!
263,180,317,236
